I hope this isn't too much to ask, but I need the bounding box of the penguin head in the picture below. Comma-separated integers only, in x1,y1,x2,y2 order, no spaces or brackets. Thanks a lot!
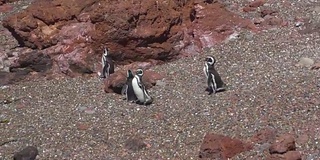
127,70,134,78
136,69,144,77
205,56,216,66
103,48,109,57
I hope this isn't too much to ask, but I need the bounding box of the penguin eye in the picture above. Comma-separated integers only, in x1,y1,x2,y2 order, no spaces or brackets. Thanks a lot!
136,69,143,75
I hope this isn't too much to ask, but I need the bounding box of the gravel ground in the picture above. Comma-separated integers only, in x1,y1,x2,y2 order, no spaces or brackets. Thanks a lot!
1,0,320,159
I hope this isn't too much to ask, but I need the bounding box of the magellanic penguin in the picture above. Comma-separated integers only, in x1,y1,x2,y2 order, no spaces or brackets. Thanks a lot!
121,70,138,102
132,69,153,105
99,48,114,79
204,56,226,95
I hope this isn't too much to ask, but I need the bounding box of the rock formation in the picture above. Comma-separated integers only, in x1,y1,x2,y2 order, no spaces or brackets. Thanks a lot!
1,0,255,82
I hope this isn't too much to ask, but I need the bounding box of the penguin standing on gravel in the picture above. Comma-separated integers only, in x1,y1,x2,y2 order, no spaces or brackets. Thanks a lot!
99,48,114,79
121,70,138,102
203,56,226,95
132,69,153,105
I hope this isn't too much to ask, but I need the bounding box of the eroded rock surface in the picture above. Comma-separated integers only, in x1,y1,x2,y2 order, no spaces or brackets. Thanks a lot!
1,0,255,84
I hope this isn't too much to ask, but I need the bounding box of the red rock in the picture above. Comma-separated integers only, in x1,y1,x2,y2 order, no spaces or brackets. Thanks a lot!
283,151,302,160
243,6,256,12
269,134,296,154
0,3,12,12
199,133,253,159
250,128,277,144
104,69,164,94
76,123,90,130
2,0,256,83
260,9,278,17
249,0,266,8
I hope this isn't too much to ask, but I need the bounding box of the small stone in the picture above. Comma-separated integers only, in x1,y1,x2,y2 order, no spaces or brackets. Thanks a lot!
295,21,304,27
13,146,38,160
77,123,90,130
84,108,95,114
297,57,314,67
124,137,147,152
78,106,87,111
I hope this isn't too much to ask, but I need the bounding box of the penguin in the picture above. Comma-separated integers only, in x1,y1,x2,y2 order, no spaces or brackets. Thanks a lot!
99,48,114,79
204,56,226,95
131,69,153,105
121,70,138,102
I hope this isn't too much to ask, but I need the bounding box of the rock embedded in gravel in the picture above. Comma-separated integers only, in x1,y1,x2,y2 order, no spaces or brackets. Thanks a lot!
269,134,296,154
199,133,253,159
124,136,147,152
13,146,38,160
297,57,315,67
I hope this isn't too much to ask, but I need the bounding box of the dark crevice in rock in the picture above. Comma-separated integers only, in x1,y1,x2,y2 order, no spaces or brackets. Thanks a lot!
3,25,25,48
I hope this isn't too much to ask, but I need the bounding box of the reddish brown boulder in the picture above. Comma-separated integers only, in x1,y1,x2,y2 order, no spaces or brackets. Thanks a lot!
199,133,253,159
104,68,165,94
1,0,255,80
269,134,296,154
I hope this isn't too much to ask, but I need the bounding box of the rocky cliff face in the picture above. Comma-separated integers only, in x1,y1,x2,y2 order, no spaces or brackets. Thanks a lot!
1,0,254,79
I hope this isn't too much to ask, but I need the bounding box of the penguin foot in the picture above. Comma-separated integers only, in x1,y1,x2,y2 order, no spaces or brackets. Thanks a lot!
99,76,106,81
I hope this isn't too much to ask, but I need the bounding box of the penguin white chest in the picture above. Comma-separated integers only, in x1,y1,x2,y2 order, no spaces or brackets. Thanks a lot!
203,64,209,78
132,77,145,101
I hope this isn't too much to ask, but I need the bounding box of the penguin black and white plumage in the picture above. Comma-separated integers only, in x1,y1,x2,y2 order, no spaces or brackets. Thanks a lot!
121,70,138,102
204,56,226,95
132,69,153,105
99,48,114,79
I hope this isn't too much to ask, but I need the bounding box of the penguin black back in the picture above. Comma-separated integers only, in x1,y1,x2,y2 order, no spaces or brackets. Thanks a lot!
123,70,138,102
